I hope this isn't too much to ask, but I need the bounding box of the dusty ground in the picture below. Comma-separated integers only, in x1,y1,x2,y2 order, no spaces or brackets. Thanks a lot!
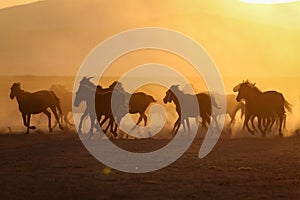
0,131,300,200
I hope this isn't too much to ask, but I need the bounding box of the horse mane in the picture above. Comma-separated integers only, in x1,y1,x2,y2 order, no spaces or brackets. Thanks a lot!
243,80,262,93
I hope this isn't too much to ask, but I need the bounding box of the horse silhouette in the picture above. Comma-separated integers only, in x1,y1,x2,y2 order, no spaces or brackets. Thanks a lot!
95,81,157,138
49,84,74,127
74,77,109,136
233,80,292,136
110,81,157,126
74,77,156,138
10,83,64,134
163,85,220,134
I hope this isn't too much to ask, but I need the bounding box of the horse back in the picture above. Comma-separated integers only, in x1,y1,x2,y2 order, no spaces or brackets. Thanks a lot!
19,90,59,114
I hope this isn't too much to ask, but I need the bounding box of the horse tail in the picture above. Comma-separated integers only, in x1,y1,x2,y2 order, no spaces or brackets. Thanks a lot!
149,95,157,103
50,91,63,115
284,100,292,114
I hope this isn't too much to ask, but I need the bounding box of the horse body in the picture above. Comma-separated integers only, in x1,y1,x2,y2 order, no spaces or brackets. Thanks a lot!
163,85,218,134
10,83,63,134
233,81,291,136
128,92,157,126
74,77,156,137
16,90,60,114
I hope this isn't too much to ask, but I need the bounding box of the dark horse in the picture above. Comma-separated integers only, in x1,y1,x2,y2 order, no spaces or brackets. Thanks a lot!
109,81,157,126
233,80,292,136
10,83,64,134
74,77,156,137
163,85,219,133
95,81,157,138
74,77,119,137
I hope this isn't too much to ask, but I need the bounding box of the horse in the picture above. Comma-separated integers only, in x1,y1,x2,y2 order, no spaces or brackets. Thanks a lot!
110,81,157,126
49,84,74,127
10,83,64,134
74,77,119,137
233,80,292,136
163,85,219,134
74,77,157,138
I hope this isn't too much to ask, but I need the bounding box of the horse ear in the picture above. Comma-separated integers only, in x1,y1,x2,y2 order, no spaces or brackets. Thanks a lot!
253,82,256,86
233,84,240,92
87,76,94,80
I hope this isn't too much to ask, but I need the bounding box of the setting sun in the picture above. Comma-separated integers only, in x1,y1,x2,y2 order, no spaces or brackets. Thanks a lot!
241,0,298,4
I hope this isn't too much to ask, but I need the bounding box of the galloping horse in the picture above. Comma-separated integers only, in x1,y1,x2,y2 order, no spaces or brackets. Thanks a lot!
109,81,157,126
233,80,292,136
10,83,64,134
163,85,219,134
49,84,74,127
74,77,119,137
74,77,156,137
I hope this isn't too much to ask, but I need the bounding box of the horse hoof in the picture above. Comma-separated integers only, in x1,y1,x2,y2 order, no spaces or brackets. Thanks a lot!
112,132,118,138
279,133,283,137
49,128,53,133
29,126,36,129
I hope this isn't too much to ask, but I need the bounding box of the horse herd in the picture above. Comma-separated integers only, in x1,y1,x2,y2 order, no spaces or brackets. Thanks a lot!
9,78,292,137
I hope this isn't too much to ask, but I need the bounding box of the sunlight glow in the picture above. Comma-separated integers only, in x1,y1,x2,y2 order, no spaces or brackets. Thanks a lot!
0,0,41,9
241,0,298,4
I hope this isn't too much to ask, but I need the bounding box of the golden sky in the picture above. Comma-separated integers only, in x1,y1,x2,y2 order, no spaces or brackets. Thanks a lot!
0,0,40,9
0,0,299,77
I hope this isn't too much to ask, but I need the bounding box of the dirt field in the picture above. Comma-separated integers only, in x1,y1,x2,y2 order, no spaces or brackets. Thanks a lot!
0,131,300,200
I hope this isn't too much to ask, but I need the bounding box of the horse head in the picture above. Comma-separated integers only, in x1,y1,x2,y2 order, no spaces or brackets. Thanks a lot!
79,76,96,89
74,84,91,107
234,80,260,102
163,85,179,104
10,82,21,99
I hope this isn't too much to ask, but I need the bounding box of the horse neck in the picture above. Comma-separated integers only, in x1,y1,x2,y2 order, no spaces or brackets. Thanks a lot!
171,91,181,111
243,87,262,103
15,90,27,104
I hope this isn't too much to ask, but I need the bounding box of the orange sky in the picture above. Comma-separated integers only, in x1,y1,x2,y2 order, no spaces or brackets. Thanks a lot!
0,0,41,9
0,0,299,77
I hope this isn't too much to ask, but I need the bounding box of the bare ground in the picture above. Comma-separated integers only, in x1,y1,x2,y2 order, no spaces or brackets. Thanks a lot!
0,131,300,200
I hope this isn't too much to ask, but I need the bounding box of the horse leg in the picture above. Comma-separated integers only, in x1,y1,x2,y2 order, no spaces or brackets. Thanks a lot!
263,116,272,134
22,113,29,134
103,117,111,133
88,115,96,138
26,114,30,134
257,116,266,137
186,118,191,133
136,113,143,126
50,106,63,130
100,115,110,133
250,116,258,133
175,118,181,133
182,119,187,132
78,109,88,134
278,115,284,137
43,110,52,132
172,117,180,134
110,118,118,138
142,113,147,126
244,114,255,135
268,116,276,132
